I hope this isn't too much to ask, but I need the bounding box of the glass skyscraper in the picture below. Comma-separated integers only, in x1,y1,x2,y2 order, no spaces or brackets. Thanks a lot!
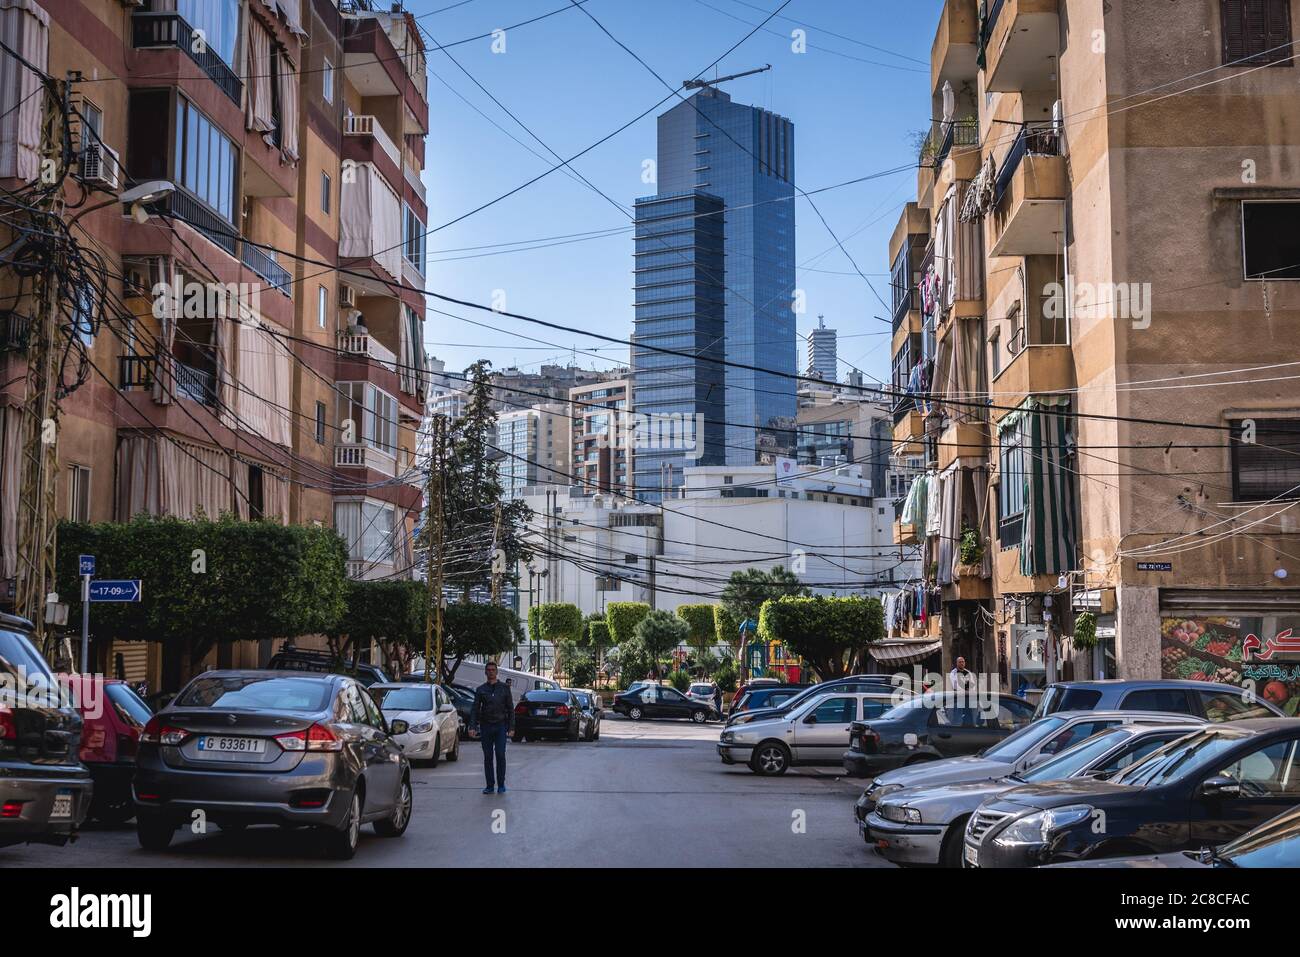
631,191,726,500
655,87,796,465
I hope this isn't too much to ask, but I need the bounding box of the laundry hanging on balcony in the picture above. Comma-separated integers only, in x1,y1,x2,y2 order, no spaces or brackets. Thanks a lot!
959,154,997,224
900,467,928,528
1002,397,1080,576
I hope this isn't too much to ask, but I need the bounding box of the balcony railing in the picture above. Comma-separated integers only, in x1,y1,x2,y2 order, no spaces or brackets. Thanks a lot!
337,332,398,367
175,361,216,406
0,311,28,352
160,189,238,257
335,442,396,476
241,242,292,296
119,354,155,390
131,12,242,106
994,122,1062,205
343,114,401,168
924,117,979,168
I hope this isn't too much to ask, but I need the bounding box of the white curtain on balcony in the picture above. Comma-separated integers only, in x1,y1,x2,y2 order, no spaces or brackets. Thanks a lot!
399,307,416,394
263,469,289,523
277,53,299,162
245,15,275,135
0,0,49,182
340,162,402,281
117,434,231,520
231,454,250,520
151,266,180,406
0,403,21,578
115,434,160,520
235,319,293,447
950,181,984,304
216,297,236,431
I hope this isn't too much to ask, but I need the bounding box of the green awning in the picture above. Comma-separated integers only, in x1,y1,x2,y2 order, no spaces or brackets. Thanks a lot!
1019,398,1079,577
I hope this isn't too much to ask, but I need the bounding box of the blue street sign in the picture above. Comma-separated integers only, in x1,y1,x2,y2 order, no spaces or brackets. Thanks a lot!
88,580,142,603
79,555,95,576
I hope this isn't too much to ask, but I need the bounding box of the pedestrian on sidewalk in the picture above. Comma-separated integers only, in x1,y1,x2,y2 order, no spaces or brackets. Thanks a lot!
471,661,514,794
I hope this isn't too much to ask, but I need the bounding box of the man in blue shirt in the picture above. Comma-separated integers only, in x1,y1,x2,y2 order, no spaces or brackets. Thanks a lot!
471,661,514,794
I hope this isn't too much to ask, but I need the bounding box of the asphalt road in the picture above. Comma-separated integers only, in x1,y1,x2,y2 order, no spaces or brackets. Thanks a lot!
2,715,894,868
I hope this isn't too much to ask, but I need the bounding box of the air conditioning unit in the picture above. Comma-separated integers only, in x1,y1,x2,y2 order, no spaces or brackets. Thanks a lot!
338,284,357,308
80,142,121,190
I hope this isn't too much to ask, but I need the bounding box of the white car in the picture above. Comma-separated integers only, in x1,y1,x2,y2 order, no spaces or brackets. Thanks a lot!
687,683,718,708
370,683,461,766
718,690,901,775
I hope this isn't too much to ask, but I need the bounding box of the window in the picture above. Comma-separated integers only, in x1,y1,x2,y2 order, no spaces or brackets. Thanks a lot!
336,382,397,454
68,465,91,522
1242,202,1300,280
810,697,857,725
403,204,426,272
175,0,239,67
1120,688,1194,715
173,95,238,223
322,58,334,104
1214,738,1300,796
989,326,1001,378
315,401,326,444
1196,689,1276,721
318,284,328,328
998,422,1026,543
1221,0,1293,66
321,171,331,215
1231,417,1300,500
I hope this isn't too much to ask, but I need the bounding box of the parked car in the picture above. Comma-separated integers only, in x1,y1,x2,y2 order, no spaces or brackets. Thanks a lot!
1032,679,1282,722
1047,803,1300,869
728,683,807,717
613,684,716,723
864,721,1203,866
70,676,153,824
445,684,475,737
268,647,390,687
567,690,603,741
719,691,900,775
513,690,587,742
0,614,92,849
842,692,1036,778
687,682,718,708
964,718,1300,868
725,675,899,727
369,683,460,766
133,671,412,860
856,710,1205,816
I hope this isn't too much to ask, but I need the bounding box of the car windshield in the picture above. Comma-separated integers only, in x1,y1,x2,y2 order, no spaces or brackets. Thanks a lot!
175,676,331,713
1035,685,1104,718
106,683,153,728
370,686,433,711
0,628,55,691
1019,728,1131,781
690,685,713,694
573,693,591,707
981,716,1071,761
1113,728,1251,787
1218,809,1300,866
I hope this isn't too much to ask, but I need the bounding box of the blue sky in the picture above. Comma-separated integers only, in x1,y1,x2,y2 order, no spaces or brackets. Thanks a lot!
413,0,942,385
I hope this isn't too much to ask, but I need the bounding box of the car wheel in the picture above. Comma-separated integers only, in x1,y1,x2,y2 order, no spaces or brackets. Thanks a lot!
374,776,412,838
136,814,175,851
428,733,441,767
940,819,968,868
628,706,643,721
750,740,791,776
691,709,708,723
567,722,580,742
324,791,362,860
446,733,460,762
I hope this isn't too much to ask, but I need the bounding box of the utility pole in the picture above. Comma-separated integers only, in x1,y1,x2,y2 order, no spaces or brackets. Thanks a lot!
489,500,503,604
14,73,70,654
423,415,446,683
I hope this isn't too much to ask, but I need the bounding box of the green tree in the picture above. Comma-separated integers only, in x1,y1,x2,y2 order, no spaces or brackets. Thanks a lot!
720,567,809,625
757,595,884,680
536,603,583,645
634,609,688,676
439,603,522,683
713,605,739,649
331,579,426,677
606,601,651,646
676,604,717,661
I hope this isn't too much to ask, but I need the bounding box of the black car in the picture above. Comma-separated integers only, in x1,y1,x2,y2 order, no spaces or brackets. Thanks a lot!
445,683,476,737
842,692,1036,778
0,614,92,849
513,690,587,742
133,670,412,860
613,684,715,723
267,647,390,687
966,718,1300,868
725,675,899,728
1047,803,1300,869
565,689,603,741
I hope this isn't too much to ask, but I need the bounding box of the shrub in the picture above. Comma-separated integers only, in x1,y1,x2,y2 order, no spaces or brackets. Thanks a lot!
606,602,651,646
668,670,690,692
714,659,737,693
536,603,583,644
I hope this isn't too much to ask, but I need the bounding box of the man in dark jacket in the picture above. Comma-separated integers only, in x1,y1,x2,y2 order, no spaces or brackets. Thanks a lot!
471,661,513,794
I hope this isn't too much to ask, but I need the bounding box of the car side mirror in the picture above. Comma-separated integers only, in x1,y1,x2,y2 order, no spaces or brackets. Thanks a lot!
1198,775,1241,800
389,719,409,736
438,703,455,714
804,714,818,724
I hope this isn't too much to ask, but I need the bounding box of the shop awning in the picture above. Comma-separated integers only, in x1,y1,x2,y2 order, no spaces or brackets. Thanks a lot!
870,640,942,665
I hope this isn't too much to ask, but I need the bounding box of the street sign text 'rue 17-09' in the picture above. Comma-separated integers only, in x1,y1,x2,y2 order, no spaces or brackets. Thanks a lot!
88,580,142,603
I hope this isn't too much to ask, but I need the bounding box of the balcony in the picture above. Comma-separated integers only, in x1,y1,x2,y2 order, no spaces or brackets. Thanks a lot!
174,361,216,407
337,332,397,367
344,114,401,168
131,12,242,106
335,443,396,477
947,564,993,599
893,407,927,455
0,311,28,352
990,344,1073,423
155,189,238,258
938,421,989,470
988,124,1066,258
118,354,154,390
982,0,1060,94
931,0,979,96
241,243,292,296
893,520,919,546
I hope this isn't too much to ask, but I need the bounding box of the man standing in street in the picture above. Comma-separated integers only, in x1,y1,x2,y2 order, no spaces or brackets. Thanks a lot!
471,661,513,794
949,656,977,726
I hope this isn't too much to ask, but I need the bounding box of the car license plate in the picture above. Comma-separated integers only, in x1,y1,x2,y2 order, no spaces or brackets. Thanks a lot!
964,843,978,867
533,708,551,717
50,789,73,820
197,736,266,755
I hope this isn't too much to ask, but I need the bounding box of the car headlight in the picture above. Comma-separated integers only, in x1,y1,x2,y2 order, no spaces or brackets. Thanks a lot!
878,803,923,825
720,731,735,743
994,805,1093,847
407,722,434,734
867,782,902,803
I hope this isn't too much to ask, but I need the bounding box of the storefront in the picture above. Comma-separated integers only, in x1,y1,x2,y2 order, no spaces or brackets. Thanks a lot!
1159,590,1300,716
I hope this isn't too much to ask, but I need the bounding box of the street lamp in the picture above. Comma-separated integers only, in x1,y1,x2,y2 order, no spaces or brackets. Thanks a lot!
70,180,175,227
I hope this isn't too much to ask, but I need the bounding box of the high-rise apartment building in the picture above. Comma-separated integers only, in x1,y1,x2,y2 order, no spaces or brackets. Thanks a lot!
497,403,569,500
807,316,838,382
570,376,633,496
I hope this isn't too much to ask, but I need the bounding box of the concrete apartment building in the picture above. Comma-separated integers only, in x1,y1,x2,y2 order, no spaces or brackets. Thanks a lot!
0,0,431,684
887,0,1300,699
498,402,570,500
570,375,633,496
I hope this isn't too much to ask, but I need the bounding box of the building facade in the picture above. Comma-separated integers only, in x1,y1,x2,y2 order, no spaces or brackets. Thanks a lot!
497,403,570,500
570,375,633,496
887,0,1300,700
